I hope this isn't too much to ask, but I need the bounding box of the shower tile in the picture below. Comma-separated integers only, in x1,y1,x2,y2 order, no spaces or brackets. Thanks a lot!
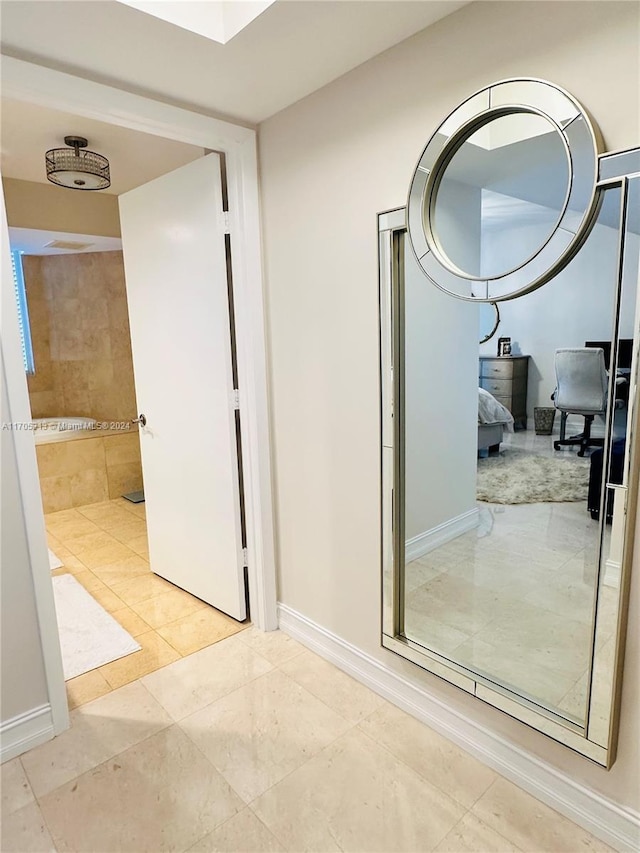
35,442,69,478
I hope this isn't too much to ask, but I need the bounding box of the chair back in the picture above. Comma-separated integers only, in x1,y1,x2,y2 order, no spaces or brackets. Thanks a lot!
554,348,608,414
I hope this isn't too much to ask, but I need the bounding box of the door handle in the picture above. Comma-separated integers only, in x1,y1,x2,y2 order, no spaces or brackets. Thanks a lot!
132,414,147,427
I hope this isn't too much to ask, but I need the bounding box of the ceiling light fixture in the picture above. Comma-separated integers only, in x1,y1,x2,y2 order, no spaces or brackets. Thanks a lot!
45,136,110,191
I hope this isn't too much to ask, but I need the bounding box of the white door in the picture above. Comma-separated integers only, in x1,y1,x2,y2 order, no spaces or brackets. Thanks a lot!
119,154,246,620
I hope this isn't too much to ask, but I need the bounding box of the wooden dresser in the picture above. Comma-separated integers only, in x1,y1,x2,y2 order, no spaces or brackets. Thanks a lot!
479,355,529,430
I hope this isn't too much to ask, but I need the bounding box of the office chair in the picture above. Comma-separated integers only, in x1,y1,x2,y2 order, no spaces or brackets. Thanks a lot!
553,347,608,457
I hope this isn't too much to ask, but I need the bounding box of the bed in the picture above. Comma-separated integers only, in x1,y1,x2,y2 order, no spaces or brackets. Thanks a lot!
478,388,514,454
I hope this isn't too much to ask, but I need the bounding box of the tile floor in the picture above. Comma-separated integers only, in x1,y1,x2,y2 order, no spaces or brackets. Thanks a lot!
45,498,247,708
404,431,618,730
1,629,613,852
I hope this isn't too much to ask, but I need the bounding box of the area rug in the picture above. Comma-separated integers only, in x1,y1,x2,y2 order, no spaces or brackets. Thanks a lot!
48,549,63,571
477,448,590,504
52,574,141,680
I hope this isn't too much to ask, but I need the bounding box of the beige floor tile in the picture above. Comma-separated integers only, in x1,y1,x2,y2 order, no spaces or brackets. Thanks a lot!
130,588,207,629
99,630,181,689
73,571,125,612
1,758,35,816
62,528,119,556
46,514,101,541
76,501,137,529
280,649,384,723
237,627,305,666
49,547,87,574
127,533,150,557
51,566,68,577
251,727,465,852
188,808,284,852
110,572,175,606
111,605,152,638
0,801,56,852
108,519,147,545
471,778,614,852
46,531,63,552
434,813,522,852
157,606,246,656
21,681,172,798
179,669,352,802
39,726,243,853
122,501,146,519
66,669,113,710
359,704,496,809
142,634,273,721
90,553,150,586
75,540,138,570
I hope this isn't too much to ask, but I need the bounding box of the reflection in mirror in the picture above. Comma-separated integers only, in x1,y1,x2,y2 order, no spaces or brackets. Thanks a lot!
401,184,636,731
432,112,570,278
479,302,500,344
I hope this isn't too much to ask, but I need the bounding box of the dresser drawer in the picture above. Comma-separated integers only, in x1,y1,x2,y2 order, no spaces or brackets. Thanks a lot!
480,377,513,397
480,357,529,380
480,359,515,379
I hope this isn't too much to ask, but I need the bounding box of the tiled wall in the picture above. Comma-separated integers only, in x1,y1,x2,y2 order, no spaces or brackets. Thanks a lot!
24,251,137,422
36,431,143,513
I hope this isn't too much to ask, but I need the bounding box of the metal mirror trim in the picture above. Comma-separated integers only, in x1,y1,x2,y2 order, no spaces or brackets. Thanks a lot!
380,141,640,765
407,79,602,302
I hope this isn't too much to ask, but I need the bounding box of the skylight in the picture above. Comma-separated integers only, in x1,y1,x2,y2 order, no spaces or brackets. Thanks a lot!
117,1,276,45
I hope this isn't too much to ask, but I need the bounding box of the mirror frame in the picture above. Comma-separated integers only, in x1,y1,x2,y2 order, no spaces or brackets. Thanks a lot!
407,79,603,302
479,302,500,344
380,141,640,767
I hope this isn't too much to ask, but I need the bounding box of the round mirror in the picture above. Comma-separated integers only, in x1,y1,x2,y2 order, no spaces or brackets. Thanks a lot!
432,112,570,280
479,302,500,344
407,79,602,302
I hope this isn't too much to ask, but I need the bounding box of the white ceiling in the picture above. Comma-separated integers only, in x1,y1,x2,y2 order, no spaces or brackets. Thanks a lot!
0,1,470,125
0,98,205,194
9,227,123,255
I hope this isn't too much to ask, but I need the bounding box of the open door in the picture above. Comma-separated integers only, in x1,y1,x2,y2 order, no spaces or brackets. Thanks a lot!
119,154,246,621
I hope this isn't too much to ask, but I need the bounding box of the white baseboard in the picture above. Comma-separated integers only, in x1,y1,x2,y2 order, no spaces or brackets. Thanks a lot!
278,603,639,853
405,508,479,562
1,704,54,764
604,558,621,589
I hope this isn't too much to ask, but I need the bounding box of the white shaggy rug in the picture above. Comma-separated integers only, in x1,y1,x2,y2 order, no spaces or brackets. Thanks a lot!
477,448,590,504
52,575,141,680
48,548,63,571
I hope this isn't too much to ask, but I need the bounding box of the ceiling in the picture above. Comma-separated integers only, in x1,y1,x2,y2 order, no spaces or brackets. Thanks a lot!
0,98,204,194
10,227,122,255
0,1,470,125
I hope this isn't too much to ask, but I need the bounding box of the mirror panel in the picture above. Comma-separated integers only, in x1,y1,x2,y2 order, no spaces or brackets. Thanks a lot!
380,157,638,765
479,303,500,344
433,112,570,278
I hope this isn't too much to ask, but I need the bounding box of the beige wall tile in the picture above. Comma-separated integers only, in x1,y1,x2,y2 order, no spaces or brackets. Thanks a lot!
65,437,105,474
40,475,73,513
104,433,141,465
35,442,69,478
107,461,143,500
69,468,110,507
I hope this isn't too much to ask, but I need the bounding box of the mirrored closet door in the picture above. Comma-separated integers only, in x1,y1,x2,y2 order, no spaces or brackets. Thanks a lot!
380,79,639,766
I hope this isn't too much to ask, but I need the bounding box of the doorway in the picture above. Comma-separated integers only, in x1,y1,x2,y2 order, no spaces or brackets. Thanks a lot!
1,57,277,738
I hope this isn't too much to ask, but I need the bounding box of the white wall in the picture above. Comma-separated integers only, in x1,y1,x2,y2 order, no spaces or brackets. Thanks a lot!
404,240,477,541
259,0,640,812
480,192,639,419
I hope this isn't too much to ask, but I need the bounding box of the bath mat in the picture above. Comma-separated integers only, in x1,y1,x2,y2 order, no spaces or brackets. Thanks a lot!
48,549,63,571
477,448,590,504
123,490,145,503
52,574,141,680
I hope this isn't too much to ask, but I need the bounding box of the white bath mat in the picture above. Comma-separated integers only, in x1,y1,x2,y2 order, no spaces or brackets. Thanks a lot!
52,574,141,680
49,549,64,571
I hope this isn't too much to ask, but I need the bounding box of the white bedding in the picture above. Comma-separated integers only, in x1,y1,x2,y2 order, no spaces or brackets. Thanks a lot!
478,388,514,431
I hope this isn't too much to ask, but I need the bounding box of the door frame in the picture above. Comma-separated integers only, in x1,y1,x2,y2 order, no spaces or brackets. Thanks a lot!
2,56,278,736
